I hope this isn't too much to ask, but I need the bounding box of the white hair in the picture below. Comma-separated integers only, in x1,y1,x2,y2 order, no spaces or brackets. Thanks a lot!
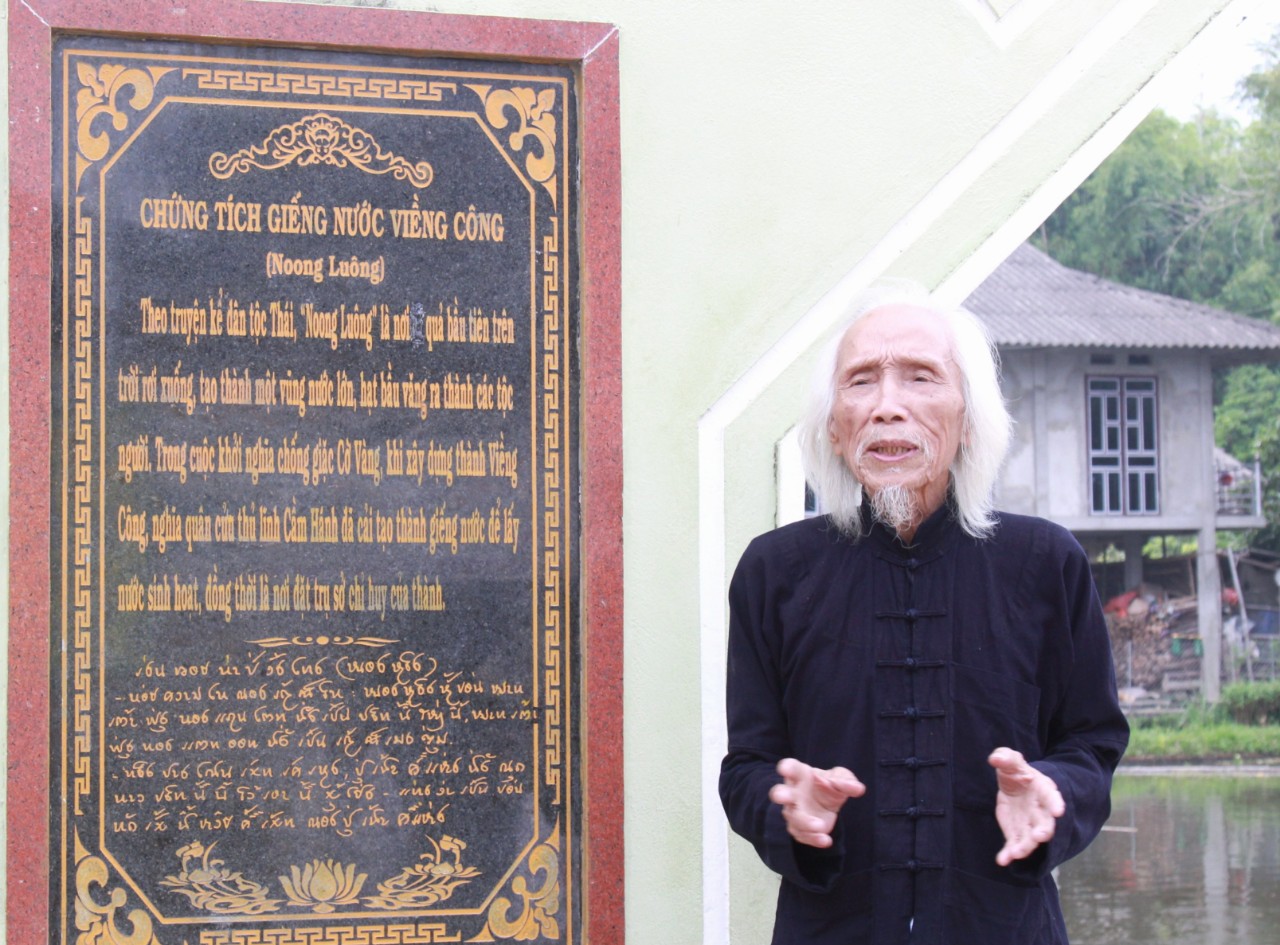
797,281,1012,539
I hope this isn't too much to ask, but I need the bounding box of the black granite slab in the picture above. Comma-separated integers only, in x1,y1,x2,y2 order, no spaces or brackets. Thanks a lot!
52,33,579,941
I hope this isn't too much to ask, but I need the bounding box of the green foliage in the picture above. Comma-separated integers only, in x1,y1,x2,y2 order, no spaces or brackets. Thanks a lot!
1242,28,1280,127
1127,697,1226,730
1036,33,1280,552
1125,721,1280,762
1124,683,1280,763
1218,680,1280,725
1140,534,1199,558
1216,364,1280,548
1036,111,1227,298
1215,363,1280,458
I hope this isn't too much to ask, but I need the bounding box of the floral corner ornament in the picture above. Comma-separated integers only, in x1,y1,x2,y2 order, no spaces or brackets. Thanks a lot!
469,822,561,942
465,85,558,208
74,831,162,945
74,62,173,188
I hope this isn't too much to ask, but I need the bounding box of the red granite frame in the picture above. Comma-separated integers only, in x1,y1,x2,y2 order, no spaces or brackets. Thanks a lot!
6,3,622,943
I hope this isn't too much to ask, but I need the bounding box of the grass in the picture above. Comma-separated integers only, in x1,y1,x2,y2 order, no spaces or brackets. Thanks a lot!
1125,721,1280,763
1123,701,1280,764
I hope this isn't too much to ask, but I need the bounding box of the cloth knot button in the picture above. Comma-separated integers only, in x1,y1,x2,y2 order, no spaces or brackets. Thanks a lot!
904,657,918,669
904,706,919,720
906,806,919,818
906,860,920,872
905,608,919,620
907,557,919,569
905,756,919,770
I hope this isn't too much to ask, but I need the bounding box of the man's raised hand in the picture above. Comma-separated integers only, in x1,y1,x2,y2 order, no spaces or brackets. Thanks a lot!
989,747,1064,866
769,758,866,848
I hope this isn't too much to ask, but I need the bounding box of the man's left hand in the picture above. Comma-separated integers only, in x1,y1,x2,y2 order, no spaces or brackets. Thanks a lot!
988,747,1064,866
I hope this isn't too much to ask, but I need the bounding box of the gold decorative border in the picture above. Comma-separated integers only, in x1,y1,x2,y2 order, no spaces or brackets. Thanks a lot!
61,49,572,942
540,217,564,805
200,923,462,945
184,68,459,103
72,196,94,814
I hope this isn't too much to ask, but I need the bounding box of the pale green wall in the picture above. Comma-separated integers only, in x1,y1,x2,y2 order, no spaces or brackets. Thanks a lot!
0,0,1242,942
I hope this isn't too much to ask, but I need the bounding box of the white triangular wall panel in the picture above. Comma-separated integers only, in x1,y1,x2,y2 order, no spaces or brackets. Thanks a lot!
955,0,1055,45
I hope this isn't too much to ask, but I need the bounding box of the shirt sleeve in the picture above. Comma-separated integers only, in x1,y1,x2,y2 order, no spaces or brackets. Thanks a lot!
718,534,844,891
1009,528,1130,881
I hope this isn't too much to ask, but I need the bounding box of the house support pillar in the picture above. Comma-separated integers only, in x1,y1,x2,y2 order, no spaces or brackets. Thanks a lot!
1197,524,1222,703
1122,533,1144,590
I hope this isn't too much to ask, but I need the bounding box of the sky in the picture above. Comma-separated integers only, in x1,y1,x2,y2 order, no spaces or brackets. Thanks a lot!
1152,6,1280,123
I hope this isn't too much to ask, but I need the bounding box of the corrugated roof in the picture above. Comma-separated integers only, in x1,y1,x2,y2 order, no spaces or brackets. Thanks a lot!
964,242,1280,356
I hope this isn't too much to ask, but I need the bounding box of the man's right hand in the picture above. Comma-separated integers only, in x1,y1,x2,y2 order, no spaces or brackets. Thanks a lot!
769,758,866,848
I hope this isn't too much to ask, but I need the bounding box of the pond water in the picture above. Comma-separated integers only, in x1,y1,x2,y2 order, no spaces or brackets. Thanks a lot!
1058,770,1280,945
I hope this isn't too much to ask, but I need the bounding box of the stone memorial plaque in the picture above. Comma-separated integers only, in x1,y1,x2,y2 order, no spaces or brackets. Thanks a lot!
51,33,581,945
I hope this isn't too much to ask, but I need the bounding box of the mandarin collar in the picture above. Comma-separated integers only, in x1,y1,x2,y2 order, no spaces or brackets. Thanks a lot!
861,493,959,558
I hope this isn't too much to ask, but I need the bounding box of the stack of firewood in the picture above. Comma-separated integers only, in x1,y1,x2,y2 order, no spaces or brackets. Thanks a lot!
1106,593,1201,691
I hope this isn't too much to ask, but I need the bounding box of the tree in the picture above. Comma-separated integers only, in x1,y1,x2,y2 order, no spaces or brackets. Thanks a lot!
1036,107,1280,313
1216,364,1280,550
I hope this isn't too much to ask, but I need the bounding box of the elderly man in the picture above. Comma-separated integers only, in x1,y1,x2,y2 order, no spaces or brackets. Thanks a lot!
719,289,1128,944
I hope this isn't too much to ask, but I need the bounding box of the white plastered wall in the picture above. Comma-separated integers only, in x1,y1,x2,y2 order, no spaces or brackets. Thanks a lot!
0,0,1266,942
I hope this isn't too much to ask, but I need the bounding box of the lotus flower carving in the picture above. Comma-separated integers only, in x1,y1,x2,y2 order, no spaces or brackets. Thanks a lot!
280,859,366,913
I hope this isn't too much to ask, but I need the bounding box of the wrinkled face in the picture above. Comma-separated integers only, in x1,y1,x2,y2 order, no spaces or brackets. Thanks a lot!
828,304,967,523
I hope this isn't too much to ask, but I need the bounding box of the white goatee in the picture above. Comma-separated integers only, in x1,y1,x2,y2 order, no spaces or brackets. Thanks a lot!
868,484,921,536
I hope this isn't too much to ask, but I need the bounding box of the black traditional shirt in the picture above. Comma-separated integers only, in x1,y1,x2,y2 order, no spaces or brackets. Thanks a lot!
719,504,1128,944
